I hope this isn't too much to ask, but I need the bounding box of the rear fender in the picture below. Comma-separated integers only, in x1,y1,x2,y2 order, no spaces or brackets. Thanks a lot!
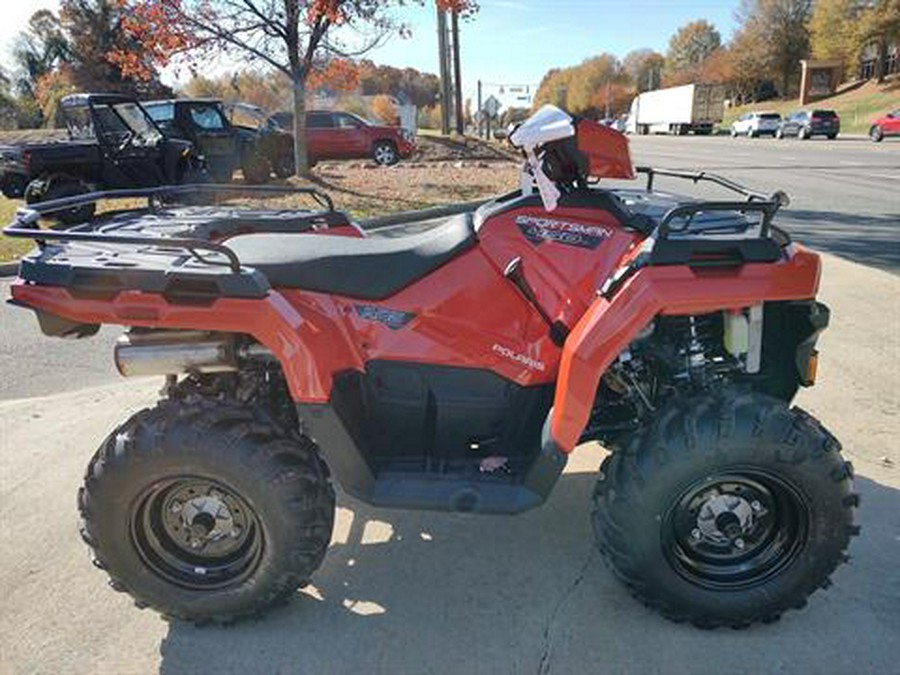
548,246,822,453
10,281,363,402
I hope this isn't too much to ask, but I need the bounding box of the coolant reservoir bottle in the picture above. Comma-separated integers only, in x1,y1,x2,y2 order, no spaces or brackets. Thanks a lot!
723,310,749,356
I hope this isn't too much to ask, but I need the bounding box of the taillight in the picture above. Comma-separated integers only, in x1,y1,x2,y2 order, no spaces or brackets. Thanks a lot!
21,149,30,171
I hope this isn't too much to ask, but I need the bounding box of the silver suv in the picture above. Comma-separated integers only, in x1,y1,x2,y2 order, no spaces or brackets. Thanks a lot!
731,112,782,138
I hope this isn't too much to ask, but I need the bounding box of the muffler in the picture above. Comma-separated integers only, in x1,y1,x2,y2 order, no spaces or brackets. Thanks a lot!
114,331,239,377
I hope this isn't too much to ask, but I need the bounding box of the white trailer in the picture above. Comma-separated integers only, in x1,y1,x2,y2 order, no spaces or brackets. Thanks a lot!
627,84,725,135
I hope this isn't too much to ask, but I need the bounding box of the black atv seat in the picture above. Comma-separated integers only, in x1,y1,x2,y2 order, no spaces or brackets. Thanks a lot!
227,213,476,299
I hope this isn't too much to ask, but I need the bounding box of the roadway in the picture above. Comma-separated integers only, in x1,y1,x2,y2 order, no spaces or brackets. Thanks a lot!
1,134,898,674
623,134,899,272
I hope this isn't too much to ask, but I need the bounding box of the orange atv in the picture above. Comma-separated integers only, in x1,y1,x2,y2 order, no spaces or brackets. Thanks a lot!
5,106,856,627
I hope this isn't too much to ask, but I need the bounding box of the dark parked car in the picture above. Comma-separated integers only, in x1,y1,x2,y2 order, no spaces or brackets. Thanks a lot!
144,99,271,183
869,109,900,142
224,102,296,178
274,110,416,166
0,93,203,224
776,110,840,140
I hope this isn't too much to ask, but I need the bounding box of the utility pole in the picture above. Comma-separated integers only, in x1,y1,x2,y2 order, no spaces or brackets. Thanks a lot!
451,10,464,135
436,8,451,135
605,80,611,119
477,79,483,138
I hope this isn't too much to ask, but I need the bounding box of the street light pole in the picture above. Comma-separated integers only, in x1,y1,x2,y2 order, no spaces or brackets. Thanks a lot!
451,10,464,135
436,8,451,135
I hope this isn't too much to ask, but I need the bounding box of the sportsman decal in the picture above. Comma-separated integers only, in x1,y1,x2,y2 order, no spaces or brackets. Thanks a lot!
354,305,416,330
515,215,613,249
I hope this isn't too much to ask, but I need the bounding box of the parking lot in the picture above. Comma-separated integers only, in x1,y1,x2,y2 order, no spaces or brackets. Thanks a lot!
1,134,898,674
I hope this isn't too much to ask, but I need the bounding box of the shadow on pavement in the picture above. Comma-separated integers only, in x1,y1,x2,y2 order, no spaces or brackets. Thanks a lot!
780,209,900,273
158,472,899,675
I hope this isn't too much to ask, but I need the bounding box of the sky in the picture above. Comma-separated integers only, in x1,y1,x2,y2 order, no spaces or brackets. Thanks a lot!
1,0,740,106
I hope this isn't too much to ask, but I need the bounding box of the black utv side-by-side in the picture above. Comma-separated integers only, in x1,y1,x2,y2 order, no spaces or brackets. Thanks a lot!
0,94,206,224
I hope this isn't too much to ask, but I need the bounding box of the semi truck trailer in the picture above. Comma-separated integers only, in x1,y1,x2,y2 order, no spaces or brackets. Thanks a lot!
627,84,726,135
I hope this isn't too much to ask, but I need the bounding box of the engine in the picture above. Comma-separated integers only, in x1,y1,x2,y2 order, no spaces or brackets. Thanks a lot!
585,309,763,447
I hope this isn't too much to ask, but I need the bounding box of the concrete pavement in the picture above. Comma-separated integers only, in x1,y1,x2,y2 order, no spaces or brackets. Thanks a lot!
1,251,898,675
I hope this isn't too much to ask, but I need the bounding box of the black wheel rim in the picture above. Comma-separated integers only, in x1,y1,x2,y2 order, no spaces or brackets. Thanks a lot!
130,477,264,590
662,469,809,590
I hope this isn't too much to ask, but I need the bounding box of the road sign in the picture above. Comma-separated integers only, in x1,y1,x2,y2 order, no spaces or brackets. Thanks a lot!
482,95,501,118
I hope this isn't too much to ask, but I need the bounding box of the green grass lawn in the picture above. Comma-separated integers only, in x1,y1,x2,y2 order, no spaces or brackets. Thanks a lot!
0,198,31,263
723,77,900,135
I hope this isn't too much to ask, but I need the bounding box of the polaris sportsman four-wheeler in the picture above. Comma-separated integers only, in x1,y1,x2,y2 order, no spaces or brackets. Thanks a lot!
5,105,856,628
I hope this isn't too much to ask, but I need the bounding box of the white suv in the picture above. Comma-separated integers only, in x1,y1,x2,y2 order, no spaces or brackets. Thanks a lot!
731,112,782,137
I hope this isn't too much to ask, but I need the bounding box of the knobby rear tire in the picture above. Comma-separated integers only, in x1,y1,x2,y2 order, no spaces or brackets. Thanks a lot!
592,390,857,628
78,397,335,624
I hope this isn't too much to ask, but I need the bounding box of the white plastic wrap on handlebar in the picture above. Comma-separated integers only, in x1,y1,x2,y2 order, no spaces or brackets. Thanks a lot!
509,105,575,212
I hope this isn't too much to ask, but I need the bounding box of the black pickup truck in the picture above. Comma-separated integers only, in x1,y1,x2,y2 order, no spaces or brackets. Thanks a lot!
0,93,204,223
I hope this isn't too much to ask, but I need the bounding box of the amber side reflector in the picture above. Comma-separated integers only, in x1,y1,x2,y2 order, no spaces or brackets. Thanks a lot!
805,350,819,385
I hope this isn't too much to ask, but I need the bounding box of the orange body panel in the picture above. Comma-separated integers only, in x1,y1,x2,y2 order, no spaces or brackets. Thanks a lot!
550,245,822,452
10,202,823,457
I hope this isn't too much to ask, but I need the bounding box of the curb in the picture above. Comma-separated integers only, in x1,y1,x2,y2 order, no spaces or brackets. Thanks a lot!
0,201,487,279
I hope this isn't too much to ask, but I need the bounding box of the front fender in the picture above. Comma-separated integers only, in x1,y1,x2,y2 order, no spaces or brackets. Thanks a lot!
549,246,822,453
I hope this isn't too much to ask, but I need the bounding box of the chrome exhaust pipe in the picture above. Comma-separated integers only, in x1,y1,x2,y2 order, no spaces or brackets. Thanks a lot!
114,331,239,377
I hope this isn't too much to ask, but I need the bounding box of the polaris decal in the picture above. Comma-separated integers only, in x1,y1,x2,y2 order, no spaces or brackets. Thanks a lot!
354,305,415,330
515,215,612,249
492,343,545,372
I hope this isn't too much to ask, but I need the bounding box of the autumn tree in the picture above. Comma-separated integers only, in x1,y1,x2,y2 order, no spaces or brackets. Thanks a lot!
726,28,770,103
370,93,397,124
532,55,631,116
622,49,665,92
357,60,440,107
114,1,476,175
665,20,722,76
532,68,573,109
34,66,79,126
0,68,18,129
12,10,70,99
809,0,858,64
735,0,812,96
856,0,900,82
565,54,625,113
58,1,171,95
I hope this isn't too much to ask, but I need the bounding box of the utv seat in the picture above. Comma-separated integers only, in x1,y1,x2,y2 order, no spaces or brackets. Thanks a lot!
227,213,476,299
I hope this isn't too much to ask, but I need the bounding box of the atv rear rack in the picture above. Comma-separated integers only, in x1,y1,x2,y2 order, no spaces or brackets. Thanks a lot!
3,184,337,274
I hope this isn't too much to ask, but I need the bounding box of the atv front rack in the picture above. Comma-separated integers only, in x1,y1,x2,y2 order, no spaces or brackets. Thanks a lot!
634,166,790,239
